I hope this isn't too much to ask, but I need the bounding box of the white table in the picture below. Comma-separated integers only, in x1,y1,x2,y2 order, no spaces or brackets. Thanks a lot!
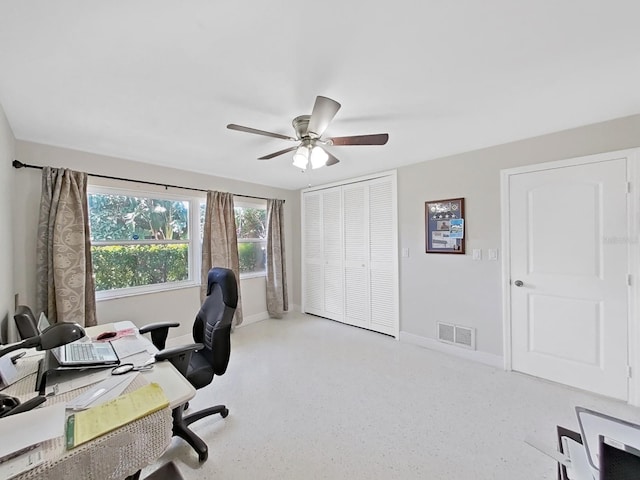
88,323,196,409
1,323,195,479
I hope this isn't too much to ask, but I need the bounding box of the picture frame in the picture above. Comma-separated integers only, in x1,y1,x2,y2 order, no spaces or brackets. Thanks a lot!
425,197,465,254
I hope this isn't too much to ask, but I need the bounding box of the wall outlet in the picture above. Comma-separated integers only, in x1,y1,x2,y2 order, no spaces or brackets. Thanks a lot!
488,248,498,261
472,249,482,261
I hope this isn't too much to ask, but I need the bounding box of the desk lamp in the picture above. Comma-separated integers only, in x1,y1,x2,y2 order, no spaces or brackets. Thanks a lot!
0,322,85,417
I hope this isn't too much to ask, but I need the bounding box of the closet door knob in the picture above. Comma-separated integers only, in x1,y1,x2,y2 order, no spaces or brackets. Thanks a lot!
514,280,524,287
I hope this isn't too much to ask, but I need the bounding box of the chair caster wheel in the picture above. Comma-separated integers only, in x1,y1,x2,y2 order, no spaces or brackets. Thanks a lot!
184,402,189,410
221,408,229,418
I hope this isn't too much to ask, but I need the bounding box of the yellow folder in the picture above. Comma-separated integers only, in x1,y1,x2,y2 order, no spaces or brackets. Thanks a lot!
65,382,169,449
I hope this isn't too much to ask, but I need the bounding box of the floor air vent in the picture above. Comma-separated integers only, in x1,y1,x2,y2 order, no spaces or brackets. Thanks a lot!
437,322,476,350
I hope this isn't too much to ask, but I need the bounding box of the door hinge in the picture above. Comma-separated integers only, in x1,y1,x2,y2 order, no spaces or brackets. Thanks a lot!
628,182,632,194
627,365,633,378
628,274,633,287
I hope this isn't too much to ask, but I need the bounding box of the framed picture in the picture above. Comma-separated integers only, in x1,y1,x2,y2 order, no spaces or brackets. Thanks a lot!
425,197,465,254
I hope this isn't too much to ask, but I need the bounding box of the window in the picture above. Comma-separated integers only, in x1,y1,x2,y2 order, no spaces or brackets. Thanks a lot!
199,199,268,278
235,201,267,277
89,187,200,298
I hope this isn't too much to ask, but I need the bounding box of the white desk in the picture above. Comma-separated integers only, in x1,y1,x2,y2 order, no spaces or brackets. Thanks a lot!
1,323,195,479
88,323,196,409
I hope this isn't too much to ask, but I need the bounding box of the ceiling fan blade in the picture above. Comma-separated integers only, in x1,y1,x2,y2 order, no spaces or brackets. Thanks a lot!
327,133,389,146
227,124,296,141
325,151,340,166
306,96,341,137
258,146,298,160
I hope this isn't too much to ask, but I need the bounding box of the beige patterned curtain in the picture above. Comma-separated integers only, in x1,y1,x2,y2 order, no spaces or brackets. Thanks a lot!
37,167,97,327
266,199,288,318
201,191,243,326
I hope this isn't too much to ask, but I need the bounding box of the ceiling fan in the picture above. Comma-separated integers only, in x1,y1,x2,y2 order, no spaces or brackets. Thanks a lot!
227,96,389,170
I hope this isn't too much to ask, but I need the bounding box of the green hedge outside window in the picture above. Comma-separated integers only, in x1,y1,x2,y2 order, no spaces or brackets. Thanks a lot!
92,244,189,291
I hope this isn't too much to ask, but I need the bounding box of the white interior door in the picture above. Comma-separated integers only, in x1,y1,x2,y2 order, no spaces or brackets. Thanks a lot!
322,187,344,321
303,192,323,315
343,183,370,328
509,158,629,400
302,172,399,338
368,177,397,336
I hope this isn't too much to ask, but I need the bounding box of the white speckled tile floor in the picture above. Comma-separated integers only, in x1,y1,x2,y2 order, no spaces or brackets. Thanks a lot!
141,312,640,480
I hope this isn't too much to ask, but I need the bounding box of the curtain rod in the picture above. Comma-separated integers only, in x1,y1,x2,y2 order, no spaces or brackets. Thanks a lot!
12,160,283,203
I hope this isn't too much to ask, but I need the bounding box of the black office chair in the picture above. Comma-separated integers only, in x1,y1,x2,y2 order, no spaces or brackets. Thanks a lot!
13,305,39,340
127,460,185,480
142,461,185,480
139,267,237,463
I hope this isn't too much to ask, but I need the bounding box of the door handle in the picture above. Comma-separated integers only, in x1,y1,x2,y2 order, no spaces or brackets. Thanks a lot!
514,280,524,287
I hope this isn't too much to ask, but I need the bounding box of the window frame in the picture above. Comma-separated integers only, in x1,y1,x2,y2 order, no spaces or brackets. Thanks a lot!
234,198,268,280
88,185,203,300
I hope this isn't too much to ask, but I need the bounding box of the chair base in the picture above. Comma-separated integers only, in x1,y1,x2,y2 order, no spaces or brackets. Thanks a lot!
172,404,229,462
142,461,185,480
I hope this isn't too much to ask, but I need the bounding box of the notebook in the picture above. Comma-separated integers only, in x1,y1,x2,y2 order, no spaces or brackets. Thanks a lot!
65,383,169,449
52,341,120,367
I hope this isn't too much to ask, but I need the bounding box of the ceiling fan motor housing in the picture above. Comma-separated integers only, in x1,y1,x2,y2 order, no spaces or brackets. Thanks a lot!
292,115,312,139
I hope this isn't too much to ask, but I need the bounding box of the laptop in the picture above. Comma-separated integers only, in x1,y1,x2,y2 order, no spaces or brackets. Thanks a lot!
37,312,51,333
52,340,120,367
576,407,640,479
599,436,640,480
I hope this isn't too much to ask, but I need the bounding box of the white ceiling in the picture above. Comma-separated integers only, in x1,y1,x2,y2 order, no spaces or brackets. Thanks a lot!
1,1,640,190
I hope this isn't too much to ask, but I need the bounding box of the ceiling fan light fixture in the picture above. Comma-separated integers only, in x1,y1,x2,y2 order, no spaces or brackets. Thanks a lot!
227,95,389,169
310,146,329,169
292,145,309,169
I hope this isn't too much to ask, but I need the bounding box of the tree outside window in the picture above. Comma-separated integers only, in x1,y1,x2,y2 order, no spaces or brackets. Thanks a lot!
199,201,268,276
89,190,194,293
235,206,267,275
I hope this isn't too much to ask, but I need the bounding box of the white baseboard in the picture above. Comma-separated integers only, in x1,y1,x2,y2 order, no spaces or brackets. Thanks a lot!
236,306,302,328
238,311,269,327
400,331,504,369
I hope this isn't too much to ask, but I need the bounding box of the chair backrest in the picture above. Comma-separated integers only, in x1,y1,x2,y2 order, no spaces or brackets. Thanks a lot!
14,305,39,340
193,268,238,376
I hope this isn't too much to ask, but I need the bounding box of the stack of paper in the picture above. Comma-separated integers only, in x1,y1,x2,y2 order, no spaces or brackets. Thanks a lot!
66,373,138,410
66,383,169,449
0,403,65,477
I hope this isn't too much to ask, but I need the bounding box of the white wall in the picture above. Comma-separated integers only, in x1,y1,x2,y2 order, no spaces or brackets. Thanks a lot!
13,140,300,338
0,103,16,343
398,114,640,358
10,113,640,357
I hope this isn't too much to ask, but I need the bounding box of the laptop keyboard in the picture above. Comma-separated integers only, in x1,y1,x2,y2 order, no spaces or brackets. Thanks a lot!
68,343,100,361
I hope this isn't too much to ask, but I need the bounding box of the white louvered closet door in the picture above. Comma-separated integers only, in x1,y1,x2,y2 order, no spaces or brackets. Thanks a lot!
343,183,369,328
302,172,398,337
303,191,323,316
368,177,397,336
321,187,344,321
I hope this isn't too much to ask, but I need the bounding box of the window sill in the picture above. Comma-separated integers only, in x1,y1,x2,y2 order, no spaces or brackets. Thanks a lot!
239,271,266,280
96,273,266,301
95,280,199,302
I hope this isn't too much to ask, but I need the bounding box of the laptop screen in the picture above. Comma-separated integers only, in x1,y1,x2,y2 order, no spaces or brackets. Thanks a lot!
37,312,51,333
576,407,640,476
599,436,640,480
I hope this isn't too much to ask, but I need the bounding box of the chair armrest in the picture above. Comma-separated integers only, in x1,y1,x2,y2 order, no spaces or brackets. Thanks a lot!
138,322,180,335
139,322,180,350
155,343,204,377
155,343,203,361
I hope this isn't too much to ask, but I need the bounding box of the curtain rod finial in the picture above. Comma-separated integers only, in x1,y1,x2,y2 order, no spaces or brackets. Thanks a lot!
12,160,25,169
